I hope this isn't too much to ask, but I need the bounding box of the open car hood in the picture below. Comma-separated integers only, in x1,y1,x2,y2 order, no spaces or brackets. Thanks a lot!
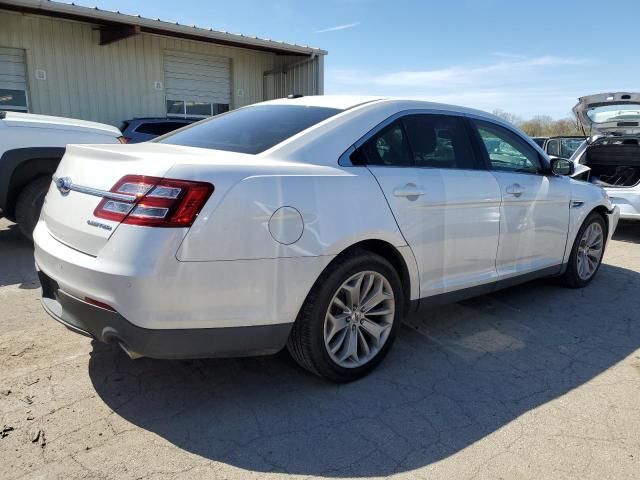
573,92,640,135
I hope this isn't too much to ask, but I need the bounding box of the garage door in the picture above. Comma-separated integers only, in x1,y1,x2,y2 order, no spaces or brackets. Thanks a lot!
164,51,231,118
0,47,28,112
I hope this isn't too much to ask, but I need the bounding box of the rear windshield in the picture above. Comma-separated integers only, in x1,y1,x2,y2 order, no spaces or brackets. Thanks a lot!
587,104,640,124
158,105,342,154
135,121,189,136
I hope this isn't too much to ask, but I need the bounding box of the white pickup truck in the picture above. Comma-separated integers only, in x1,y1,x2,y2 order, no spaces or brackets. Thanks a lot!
0,111,122,239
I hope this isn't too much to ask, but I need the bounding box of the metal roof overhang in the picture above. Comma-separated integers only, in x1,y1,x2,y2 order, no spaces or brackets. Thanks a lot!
0,0,327,56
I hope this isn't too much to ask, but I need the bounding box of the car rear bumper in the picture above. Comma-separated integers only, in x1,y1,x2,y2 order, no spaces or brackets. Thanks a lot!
606,187,640,220
39,270,292,359
34,219,334,331
606,206,621,240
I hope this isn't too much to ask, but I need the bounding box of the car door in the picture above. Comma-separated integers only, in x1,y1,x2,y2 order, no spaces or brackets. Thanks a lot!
471,119,571,279
356,113,502,298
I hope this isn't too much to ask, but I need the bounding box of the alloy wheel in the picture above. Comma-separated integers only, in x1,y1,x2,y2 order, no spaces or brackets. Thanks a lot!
323,270,395,368
576,222,604,281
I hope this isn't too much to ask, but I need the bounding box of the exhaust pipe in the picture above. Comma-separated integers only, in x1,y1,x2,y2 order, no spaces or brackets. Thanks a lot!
119,342,144,360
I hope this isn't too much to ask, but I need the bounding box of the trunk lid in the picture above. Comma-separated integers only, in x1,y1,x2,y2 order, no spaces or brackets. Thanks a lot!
43,143,192,255
573,92,640,135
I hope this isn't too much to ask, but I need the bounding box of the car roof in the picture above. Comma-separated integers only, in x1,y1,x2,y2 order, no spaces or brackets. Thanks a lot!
262,95,384,110
261,95,507,121
547,135,586,139
126,117,196,123
259,95,547,165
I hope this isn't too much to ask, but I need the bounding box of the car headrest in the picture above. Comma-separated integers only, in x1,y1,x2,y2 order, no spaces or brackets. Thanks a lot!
405,120,437,155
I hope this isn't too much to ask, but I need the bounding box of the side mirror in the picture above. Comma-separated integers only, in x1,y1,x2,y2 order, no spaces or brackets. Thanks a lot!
550,157,575,176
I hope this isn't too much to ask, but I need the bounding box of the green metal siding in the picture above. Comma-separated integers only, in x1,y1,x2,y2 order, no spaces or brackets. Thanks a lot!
0,9,290,126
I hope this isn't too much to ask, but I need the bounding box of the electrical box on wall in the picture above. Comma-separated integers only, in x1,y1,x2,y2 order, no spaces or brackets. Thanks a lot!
154,81,163,90
35,69,47,81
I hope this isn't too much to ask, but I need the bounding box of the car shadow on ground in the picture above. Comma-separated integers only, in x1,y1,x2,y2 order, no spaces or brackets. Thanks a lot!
0,221,39,289
88,261,640,477
612,221,640,244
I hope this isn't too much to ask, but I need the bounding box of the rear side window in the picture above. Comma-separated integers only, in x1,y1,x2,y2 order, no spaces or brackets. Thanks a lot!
403,114,477,169
135,122,189,136
159,105,342,154
360,120,412,166
352,114,477,169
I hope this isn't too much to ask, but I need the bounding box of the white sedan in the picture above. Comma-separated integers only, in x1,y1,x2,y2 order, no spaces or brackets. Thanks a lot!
34,96,619,382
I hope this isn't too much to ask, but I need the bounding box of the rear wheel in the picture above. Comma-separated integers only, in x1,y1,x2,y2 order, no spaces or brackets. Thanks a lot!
287,250,404,382
560,212,606,288
15,176,51,241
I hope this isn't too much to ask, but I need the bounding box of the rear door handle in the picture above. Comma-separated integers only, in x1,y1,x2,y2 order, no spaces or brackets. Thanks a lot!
393,184,425,198
506,183,524,197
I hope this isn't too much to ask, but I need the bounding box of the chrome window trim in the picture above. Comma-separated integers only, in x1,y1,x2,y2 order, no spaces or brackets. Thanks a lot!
338,108,548,168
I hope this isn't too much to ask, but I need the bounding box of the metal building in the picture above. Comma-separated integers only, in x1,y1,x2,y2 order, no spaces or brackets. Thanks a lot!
0,0,326,126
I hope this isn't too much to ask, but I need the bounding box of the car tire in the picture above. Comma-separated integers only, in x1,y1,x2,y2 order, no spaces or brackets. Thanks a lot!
287,250,404,382
560,212,607,288
15,176,51,241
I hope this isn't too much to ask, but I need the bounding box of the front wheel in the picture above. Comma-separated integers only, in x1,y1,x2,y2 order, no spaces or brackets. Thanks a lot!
560,212,606,288
287,251,404,382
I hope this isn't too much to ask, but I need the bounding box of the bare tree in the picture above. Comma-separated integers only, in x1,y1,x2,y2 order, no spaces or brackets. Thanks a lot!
492,109,523,126
495,110,583,137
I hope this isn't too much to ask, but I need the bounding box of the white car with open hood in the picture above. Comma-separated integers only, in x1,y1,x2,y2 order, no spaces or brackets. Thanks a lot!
572,92,640,220
34,96,619,382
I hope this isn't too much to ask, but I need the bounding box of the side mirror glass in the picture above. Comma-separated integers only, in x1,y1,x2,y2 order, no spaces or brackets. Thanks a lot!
550,157,574,176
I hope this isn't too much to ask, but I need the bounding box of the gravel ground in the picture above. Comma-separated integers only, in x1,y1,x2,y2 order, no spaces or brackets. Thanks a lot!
1,217,639,480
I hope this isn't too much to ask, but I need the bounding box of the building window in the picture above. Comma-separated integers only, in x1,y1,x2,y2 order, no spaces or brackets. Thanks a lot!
166,99,229,118
0,89,28,111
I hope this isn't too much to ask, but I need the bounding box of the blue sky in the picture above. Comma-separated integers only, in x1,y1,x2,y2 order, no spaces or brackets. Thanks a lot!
71,0,639,119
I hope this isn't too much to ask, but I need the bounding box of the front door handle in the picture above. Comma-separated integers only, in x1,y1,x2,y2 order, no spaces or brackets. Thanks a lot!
506,183,524,197
393,184,425,198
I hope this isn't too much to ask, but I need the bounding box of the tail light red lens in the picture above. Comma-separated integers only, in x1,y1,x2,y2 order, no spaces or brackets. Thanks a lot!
94,175,213,227
117,136,130,144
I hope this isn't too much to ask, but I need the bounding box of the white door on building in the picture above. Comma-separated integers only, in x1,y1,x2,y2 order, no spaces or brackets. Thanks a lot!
0,47,28,112
163,51,231,118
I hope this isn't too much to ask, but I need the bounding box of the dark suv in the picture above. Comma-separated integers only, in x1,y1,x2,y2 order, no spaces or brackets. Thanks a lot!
532,136,586,159
120,118,198,143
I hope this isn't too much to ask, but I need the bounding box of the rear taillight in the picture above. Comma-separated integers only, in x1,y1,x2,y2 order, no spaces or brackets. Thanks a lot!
117,136,130,144
93,175,213,227
85,297,116,312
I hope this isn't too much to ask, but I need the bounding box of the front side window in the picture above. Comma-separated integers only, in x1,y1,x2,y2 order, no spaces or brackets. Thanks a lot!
159,105,342,154
403,114,477,169
474,120,541,174
546,139,560,157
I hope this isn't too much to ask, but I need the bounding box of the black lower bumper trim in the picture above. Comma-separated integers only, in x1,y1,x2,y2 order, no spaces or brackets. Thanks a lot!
39,274,293,360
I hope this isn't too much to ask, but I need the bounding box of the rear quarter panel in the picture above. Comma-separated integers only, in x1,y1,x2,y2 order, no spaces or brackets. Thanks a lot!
175,164,408,262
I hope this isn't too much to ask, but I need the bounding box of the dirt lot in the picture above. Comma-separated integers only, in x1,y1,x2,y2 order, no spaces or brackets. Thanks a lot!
1,217,639,480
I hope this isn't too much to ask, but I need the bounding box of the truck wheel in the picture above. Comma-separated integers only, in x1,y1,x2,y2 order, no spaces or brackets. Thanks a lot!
15,176,51,241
